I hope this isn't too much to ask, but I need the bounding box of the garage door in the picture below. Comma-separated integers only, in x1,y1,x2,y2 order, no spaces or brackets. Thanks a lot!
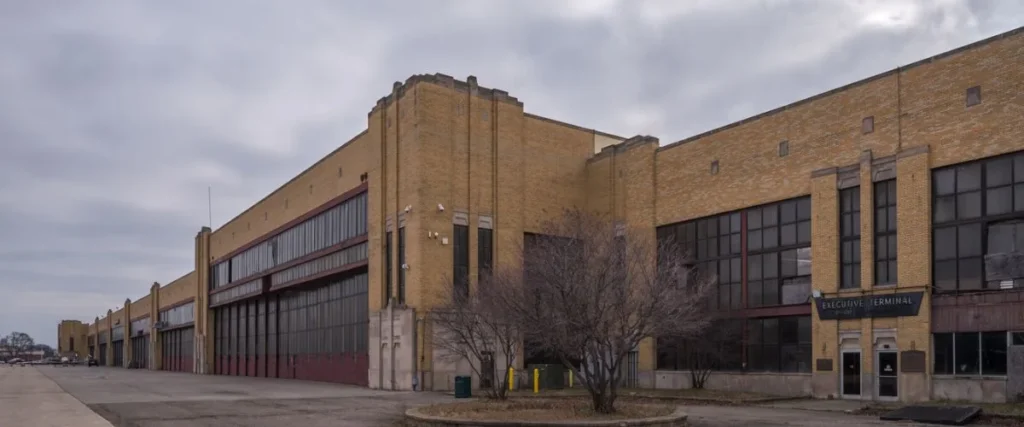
213,270,368,385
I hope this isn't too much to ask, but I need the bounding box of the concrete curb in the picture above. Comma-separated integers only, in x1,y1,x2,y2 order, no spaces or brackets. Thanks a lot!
404,405,688,426
505,392,805,405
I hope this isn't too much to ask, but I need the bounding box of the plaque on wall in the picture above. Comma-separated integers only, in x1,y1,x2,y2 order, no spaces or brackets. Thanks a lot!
901,350,926,373
815,292,925,320
816,358,834,372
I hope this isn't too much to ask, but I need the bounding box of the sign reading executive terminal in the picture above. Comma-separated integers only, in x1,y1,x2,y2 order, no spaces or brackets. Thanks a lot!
814,291,925,320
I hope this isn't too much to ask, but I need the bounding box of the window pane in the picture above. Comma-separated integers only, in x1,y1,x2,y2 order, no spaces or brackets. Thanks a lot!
1016,154,1024,183
748,281,762,307
934,260,957,291
987,222,1016,254
762,318,779,344
987,187,1013,216
748,254,762,280
958,258,983,290
797,221,811,244
781,224,796,246
875,208,888,233
957,164,982,191
876,236,889,260
957,191,982,219
934,196,956,223
954,332,980,375
797,248,812,276
934,333,954,374
797,198,811,220
987,158,1013,187
762,279,779,306
763,226,778,249
748,209,762,229
730,213,741,233
763,206,778,226
876,261,889,284
748,230,762,251
935,169,956,195
981,332,1007,375
730,283,742,310
781,277,810,305
763,252,779,278
934,227,957,260
781,249,797,277
1016,184,1024,212
958,224,982,257
781,201,797,224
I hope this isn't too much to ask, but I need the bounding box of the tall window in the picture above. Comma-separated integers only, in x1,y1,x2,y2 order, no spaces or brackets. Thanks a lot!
933,152,1024,292
478,227,493,282
385,230,393,304
453,224,470,299
840,187,861,289
748,198,812,307
397,227,406,304
684,213,742,310
874,180,898,285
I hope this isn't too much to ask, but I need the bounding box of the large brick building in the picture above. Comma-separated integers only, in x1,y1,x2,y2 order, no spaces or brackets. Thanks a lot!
60,26,1024,403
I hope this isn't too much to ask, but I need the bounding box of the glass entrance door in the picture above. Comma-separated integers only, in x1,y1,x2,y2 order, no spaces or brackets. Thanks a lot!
877,351,898,399
841,352,861,397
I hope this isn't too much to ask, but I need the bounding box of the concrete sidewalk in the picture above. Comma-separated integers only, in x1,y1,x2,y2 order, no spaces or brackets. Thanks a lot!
0,365,112,427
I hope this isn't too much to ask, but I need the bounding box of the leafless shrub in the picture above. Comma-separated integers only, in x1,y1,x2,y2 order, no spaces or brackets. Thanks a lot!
659,319,743,389
431,272,522,400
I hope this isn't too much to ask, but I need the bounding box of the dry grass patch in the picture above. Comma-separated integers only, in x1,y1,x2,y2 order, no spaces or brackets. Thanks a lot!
420,398,676,421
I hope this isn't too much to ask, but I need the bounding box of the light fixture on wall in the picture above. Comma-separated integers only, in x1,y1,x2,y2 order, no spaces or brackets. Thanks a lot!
404,205,413,213
811,289,823,298
437,203,445,212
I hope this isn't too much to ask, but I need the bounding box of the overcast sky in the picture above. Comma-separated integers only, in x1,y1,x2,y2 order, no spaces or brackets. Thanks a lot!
0,1,1020,346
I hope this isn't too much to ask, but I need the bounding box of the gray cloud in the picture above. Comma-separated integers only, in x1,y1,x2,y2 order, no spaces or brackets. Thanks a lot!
0,0,1019,345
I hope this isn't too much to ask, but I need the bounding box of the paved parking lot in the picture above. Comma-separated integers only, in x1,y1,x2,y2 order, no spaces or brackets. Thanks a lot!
0,365,113,427
30,366,963,426
36,366,448,426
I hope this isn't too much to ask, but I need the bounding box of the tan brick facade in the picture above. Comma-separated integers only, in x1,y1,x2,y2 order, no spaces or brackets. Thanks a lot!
62,27,1023,402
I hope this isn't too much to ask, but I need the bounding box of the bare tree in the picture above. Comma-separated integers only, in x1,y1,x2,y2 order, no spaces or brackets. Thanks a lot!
431,272,522,399
1,332,36,359
505,209,715,414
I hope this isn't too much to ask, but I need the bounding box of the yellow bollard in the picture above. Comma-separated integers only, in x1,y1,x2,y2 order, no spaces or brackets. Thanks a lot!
533,368,540,394
509,368,515,391
569,370,574,388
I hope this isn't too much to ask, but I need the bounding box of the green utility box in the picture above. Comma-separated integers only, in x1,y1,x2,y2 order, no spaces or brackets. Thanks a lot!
527,364,566,390
454,375,473,398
